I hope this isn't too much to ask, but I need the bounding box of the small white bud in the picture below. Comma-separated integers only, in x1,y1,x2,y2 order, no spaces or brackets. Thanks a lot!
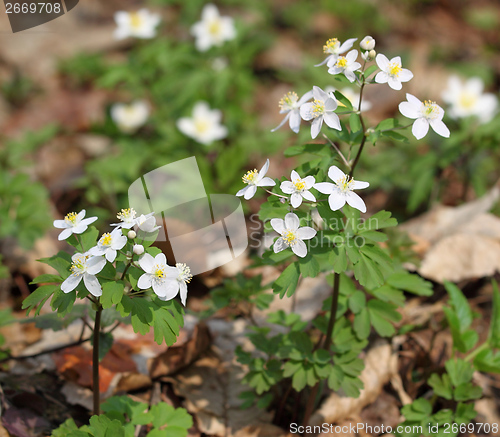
133,244,144,255
360,36,375,51
280,197,287,204
128,230,136,239
361,50,376,61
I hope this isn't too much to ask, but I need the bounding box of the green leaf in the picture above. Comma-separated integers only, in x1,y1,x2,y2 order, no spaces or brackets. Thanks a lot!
38,251,72,278
101,282,125,310
387,272,433,296
445,358,474,387
118,296,153,335
348,291,366,314
341,375,363,397
381,130,408,142
298,253,320,278
80,226,100,252
272,263,300,299
364,64,378,78
444,281,473,332
151,299,184,346
51,289,76,316
284,143,330,157
329,245,348,273
149,403,192,434
30,274,62,284
349,113,362,133
473,349,500,373
375,118,398,131
334,91,353,111
489,280,500,348
361,210,398,231
367,299,401,337
22,284,59,315
428,373,453,400
353,307,370,339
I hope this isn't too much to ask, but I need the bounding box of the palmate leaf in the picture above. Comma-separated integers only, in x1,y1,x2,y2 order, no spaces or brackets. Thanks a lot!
272,263,300,299
22,284,60,316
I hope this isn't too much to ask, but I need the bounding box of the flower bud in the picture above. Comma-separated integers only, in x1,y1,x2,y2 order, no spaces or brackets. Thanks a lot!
127,230,137,239
360,36,375,51
361,50,376,61
133,244,144,255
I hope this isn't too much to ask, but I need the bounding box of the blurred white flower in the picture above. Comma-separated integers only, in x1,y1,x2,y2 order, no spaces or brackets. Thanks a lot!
177,101,228,145
136,213,160,233
271,213,317,258
314,166,369,213
300,86,341,139
271,90,313,133
280,170,316,208
111,101,149,133
375,54,413,91
441,75,498,124
112,208,138,229
316,37,357,67
399,94,450,140
53,210,98,241
61,253,106,297
236,159,276,200
114,9,161,40
360,36,375,51
89,228,127,263
191,4,236,52
328,49,361,83
211,56,228,71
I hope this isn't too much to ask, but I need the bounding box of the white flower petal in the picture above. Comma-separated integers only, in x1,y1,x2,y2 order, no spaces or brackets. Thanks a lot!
301,190,316,202
58,228,73,241
328,194,347,211
273,238,287,253
257,177,276,187
61,274,82,293
258,159,270,178
288,111,301,133
271,218,285,235
84,274,102,297
314,182,335,194
139,253,155,273
328,166,346,182
290,193,303,208
303,176,316,189
399,101,420,119
406,93,422,106
280,181,295,194
398,69,413,82
244,185,257,200
53,220,67,229
285,213,300,231
374,71,388,84
179,282,188,306
412,118,430,140
138,273,153,290
297,227,317,240
388,76,402,90
375,53,389,70
345,191,367,213
291,240,307,258
352,180,369,190
300,103,314,121
429,119,450,138
236,186,249,197
270,114,290,132
311,117,323,139
87,257,106,275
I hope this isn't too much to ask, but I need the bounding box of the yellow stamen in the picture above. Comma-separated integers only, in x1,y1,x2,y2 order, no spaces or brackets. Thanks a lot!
283,230,297,246
153,265,165,279
311,99,325,117
337,175,355,192
242,169,258,184
100,233,112,246
423,100,437,118
208,19,221,35
195,120,209,133
459,93,476,109
176,263,192,283
323,38,339,54
279,92,298,111
336,57,348,68
64,212,78,225
130,12,143,30
293,180,306,191
117,208,136,221
388,63,402,77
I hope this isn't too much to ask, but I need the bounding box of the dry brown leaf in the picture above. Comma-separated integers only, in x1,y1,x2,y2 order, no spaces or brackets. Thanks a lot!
310,341,399,427
400,182,500,282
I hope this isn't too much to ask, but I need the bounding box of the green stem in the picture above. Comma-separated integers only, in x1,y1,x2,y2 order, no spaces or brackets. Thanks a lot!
93,304,102,416
465,342,488,362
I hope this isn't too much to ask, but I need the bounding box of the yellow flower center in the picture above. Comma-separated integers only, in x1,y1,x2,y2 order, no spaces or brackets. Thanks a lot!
323,38,340,54
195,119,210,133
279,91,298,111
293,179,306,191
336,57,348,68
283,230,297,246
311,99,325,118
459,93,477,109
176,263,192,283
130,12,143,30
153,264,166,279
64,212,78,225
70,255,89,275
388,63,402,77
337,175,355,192
423,100,438,118
208,19,221,36
242,169,258,184
117,208,136,221
100,233,112,247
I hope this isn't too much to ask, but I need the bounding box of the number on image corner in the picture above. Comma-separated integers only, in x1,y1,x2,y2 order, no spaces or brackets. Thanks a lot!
5,2,62,14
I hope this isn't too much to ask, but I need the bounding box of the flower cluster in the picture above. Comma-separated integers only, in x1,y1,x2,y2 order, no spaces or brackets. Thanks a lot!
54,209,192,305
111,4,235,141
271,35,450,141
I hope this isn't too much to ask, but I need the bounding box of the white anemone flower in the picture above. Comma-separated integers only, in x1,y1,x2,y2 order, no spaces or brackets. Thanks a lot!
112,208,138,229
89,228,127,263
314,166,369,213
61,253,106,297
280,170,316,208
271,90,313,133
191,3,236,52
300,86,341,139
374,54,413,91
137,253,192,305
271,213,317,258
360,36,375,51
114,9,161,40
53,210,98,241
136,213,160,233
399,94,450,140
316,37,357,67
236,159,276,200
177,101,228,145
327,50,361,83
111,101,149,133
441,75,498,124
